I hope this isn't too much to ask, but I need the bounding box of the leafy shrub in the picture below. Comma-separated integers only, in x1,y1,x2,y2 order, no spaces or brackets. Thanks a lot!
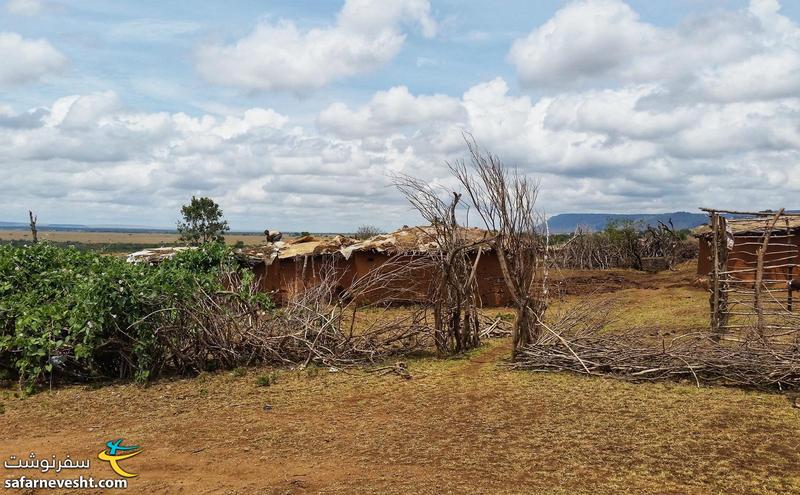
0,242,272,391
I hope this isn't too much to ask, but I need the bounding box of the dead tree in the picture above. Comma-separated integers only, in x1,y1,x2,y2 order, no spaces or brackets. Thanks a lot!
392,175,486,355
451,137,549,358
28,211,38,243
639,220,681,269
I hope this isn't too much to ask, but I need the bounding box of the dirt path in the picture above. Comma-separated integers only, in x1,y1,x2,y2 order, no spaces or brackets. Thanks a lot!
2,336,799,494
459,339,511,376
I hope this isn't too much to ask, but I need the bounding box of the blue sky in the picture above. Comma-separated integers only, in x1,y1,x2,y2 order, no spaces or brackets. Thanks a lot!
1,0,800,231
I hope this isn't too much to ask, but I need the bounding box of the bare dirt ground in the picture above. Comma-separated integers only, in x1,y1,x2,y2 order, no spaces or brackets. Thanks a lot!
2,264,799,494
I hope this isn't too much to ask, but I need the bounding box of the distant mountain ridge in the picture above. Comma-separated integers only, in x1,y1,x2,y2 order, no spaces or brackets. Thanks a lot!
546,212,708,233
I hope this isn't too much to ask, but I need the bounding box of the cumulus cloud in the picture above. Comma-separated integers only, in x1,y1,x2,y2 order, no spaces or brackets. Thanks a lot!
195,0,436,92
508,0,800,103
463,0,800,213
312,73,800,218
46,91,122,129
508,0,661,87
0,93,414,230
4,0,800,230
317,85,463,138
0,32,67,86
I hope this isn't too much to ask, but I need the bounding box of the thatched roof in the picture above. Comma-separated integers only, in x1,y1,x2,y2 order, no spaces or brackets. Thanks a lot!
127,226,494,265
692,217,800,238
241,226,492,263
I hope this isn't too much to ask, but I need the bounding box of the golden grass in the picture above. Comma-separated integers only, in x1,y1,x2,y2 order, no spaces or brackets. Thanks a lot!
1,263,798,494
548,286,709,332
1,339,798,494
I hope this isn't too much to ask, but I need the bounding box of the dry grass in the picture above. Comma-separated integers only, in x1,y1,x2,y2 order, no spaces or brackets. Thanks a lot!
1,263,798,494
549,286,709,332
1,339,798,494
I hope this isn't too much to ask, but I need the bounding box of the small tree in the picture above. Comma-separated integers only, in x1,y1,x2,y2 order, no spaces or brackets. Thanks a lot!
177,196,230,245
603,220,643,270
451,137,549,358
392,175,485,355
354,225,383,240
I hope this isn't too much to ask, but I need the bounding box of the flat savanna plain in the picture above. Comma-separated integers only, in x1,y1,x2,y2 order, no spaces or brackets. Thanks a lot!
0,229,265,250
1,261,799,494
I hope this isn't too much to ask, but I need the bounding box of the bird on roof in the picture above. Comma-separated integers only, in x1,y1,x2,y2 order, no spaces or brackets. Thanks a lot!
264,229,283,243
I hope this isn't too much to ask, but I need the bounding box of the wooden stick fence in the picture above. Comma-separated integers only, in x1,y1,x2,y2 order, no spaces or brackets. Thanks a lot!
701,207,800,339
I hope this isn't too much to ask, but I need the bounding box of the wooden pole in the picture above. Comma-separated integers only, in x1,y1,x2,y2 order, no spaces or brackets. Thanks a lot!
711,212,721,338
787,217,793,313
755,245,765,332
700,207,800,217
718,216,729,331
28,210,38,243
754,209,785,335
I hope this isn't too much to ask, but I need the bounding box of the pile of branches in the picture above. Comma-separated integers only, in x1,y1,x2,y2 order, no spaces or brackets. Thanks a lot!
553,221,698,271
132,263,434,377
266,262,432,366
553,226,632,270
639,220,697,268
513,327,800,390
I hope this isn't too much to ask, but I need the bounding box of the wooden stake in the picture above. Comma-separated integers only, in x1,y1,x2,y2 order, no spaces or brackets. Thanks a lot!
711,213,721,337
28,210,38,243
754,209,785,335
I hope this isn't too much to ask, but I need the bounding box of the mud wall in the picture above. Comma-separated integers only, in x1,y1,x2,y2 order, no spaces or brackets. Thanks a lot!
696,234,800,281
253,250,513,307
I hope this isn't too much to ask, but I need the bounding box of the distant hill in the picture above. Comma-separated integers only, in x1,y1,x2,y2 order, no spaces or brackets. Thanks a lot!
547,212,707,233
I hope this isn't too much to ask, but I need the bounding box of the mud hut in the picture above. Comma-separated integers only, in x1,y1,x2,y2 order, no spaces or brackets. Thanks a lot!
693,209,800,334
128,226,513,307
693,213,800,281
239,226,512,306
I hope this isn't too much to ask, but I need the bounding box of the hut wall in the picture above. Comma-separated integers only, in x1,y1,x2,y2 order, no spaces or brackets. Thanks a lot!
697,237,712,275
351,252,432,304
473,252,512,306
253,250,514,307
696,233,800,281
253,256,358,304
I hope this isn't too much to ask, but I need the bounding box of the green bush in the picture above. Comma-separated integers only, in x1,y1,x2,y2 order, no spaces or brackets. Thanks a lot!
0,242,271,391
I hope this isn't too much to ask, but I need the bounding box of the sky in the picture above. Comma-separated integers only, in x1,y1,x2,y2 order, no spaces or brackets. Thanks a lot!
1,0,800,232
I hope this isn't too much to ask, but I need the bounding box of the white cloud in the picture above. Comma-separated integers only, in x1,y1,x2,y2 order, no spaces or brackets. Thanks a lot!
337,0,436,37
317,85,463,138
4,0,800,230
0,32,67,86
46,91,121,129
5,0,43,16
195,0,436,92
508,0,800,103
508,0,662,87
0,93,412,230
